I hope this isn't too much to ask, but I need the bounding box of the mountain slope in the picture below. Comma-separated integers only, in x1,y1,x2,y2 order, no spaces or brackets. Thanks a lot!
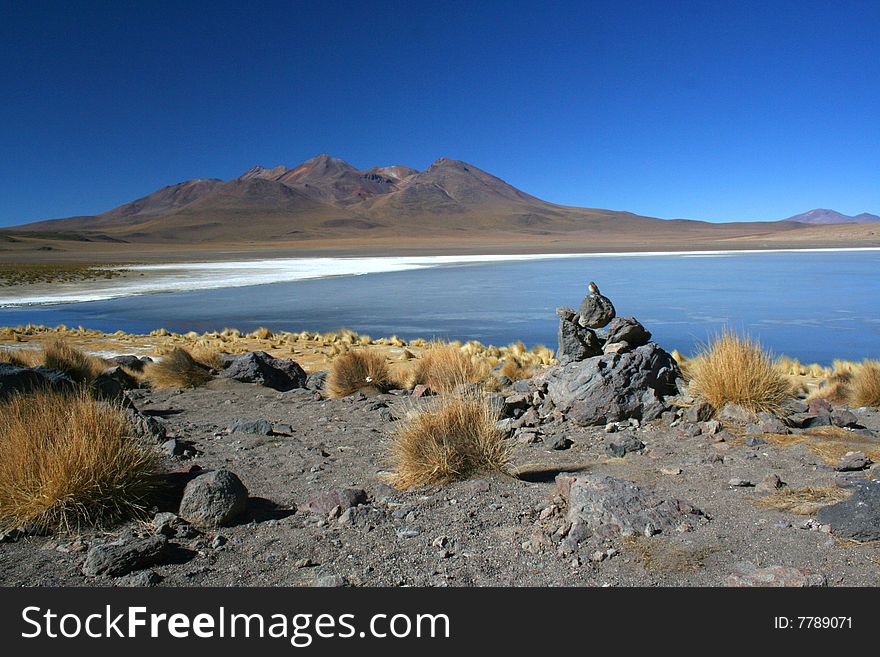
783,209,880,224
8,155,871,247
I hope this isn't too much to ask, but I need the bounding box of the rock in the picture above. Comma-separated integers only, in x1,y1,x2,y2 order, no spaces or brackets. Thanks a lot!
556,308,603,365
728,478,753,488
754,412,789,434
602,341,630,355
808,398,832,415
550,436,573,450
0,363,75,399
604,317,651,348
701,419,722,435
781,398,809,415
544,343,681,426
114,569,163,587
577,291,616,329
557,473,705,543
314,572,349,587
82,535,169,577
756,474,785,493
178,470,249,528
830,409,861,429
661,467,682,476
686,401,714,423
605,434,645,458
412,384,433,398
305,371,327,391
227,418,274,435
834,451,872,472
502,392,532,416
746,436,767,446
817,480,880,541
789,413,831,429
727,563,826,587
111,355,151,372
123,403,167,442
161,438,188,456
92,366,138,399
219,351,306,391
718,403,754,424
302,488,367,515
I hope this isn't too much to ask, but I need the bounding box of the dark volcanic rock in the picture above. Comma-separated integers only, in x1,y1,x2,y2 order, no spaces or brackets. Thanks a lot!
92,366,138,399
817,480,880,541
605,434,645,457
178,470,249,528
227,418,274,435
544,343,681,425
219,351,307,391
577,292,616,329
82,535,169,577
557,474,704,543
556,307,602,365
124,403,167,442
0,363,74,399
604,317,651,348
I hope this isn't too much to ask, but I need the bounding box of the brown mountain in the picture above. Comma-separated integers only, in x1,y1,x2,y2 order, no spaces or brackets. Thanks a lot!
782,208,880,225
8,155,868,251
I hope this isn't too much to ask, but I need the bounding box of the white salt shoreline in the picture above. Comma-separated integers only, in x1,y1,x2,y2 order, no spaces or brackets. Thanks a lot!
2,247,879,308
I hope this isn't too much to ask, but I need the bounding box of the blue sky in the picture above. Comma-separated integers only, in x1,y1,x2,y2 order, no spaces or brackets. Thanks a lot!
1,0,878,226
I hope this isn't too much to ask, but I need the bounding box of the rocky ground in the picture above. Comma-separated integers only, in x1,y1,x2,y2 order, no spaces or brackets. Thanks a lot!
2,362,880,587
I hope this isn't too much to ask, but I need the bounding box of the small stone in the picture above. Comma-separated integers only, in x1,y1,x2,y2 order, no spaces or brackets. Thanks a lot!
302,488,367,515
835,451,871,472
82,536,169,578
727,563,826,587
178,470,249,528
661,467,682,476
589,550,606,563
755,474,785,493
550,436,573,450
314,573,349,587
728,478,753,488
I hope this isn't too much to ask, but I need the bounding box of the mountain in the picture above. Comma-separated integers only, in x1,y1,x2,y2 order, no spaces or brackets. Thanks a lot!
6,155,858,249
783,209,880,225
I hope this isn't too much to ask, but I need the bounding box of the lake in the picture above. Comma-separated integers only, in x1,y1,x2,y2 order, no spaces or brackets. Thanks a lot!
1,249,878,364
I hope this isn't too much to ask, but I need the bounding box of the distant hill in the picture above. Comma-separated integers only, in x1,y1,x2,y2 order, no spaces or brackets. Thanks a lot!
783,209,880,225
3,155,850,248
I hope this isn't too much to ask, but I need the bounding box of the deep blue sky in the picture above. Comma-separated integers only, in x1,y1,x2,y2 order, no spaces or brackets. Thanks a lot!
1,0,878,226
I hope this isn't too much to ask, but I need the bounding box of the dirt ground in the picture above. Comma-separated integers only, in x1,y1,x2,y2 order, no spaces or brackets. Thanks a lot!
2,373,879,588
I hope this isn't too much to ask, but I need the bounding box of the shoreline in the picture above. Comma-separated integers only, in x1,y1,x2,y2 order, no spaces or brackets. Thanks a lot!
3,246,880,309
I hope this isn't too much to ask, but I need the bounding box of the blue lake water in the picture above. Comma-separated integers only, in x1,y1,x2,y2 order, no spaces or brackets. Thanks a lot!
1,251,879,364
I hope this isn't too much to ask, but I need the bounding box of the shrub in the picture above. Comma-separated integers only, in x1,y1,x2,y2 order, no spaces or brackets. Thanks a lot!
145,347,213,389
0,390,157,531
851,360,880,408
0,348,41,368
499,357,533,382
41,338,108,383
326,350,392,398
687,328,791,414
388,393,509,489
409,345,489,393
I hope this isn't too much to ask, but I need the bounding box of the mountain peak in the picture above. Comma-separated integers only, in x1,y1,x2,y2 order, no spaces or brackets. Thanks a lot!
784,208,880,225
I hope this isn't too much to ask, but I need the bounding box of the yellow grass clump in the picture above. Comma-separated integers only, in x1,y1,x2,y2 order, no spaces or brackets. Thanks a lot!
753,487,851,516
409,344,490,393
851,360,880,408
0,347,42,368
499,357,534,382
0,390,157,532
326,350,393,398
687,328,791,414
145,347,214,389
388,393,510,489
41,338,108,383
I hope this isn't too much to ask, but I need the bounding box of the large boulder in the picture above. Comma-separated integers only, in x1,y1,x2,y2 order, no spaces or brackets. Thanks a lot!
219,351,307,391
178,470,249,528
557,474,705,544
578,292,616,329
556,307,602,365
544,343,680,425
92,366,139,400
0,363,75,399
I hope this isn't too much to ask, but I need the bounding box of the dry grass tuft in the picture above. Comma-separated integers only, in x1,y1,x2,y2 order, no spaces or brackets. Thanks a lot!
851,360,880,408
326,350,393,398
763,426,880,465
0,390,158,532
499,357,534,382
409,344,490,393
687,328,791,414
0,348,42,368
753,486,851,515
388,393,509,489
42,338,108,383
145,348,214,389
